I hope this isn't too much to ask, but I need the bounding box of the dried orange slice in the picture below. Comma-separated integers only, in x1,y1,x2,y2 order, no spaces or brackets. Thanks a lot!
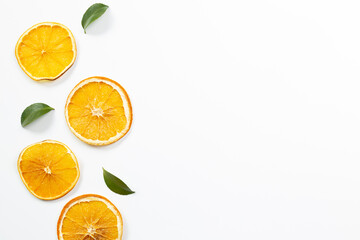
17,140,80,200
57,194,123,240
65,76,132,146
15,22,76,81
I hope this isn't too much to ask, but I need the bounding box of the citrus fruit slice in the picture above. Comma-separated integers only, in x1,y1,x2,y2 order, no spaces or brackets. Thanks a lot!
57,194,123,240
65,76,132,146
17,140,80,200
15,22,76,81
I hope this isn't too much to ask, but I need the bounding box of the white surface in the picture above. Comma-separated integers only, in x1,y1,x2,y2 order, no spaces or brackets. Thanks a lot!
1,0,360,239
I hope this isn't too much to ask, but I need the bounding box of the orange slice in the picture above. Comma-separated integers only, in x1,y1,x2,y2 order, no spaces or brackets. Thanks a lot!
17,140,80,200
65,76,132,146
57,194,123,240
15,22,76,81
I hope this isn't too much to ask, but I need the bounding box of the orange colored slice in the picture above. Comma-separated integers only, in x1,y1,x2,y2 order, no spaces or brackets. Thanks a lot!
15,22,76,81
17,140,80,200
57,194,123,240
65,76,132,146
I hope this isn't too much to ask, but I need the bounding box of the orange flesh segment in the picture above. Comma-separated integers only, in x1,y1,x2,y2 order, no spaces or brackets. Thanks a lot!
18,141,79,200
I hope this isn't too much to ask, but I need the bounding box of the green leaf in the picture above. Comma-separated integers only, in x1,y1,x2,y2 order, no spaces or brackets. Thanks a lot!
103,168,135,195
81,3,109,33
21,103,54,127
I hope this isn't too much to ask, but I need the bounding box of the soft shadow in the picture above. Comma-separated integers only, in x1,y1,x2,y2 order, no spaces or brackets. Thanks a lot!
61,168,83,202
73,127,133,151
101,123,134,151
51,171,83,205
41,58,78,87
122,216,129,240
23,111,55,133
85,9,113,35
74,115,135,150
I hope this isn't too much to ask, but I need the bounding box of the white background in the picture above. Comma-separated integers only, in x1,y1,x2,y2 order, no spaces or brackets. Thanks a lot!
1,0,360,239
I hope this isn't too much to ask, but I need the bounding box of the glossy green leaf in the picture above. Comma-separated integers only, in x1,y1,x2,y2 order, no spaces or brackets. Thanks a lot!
21,103,54,127
81,3,109,33
103,168,135,195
